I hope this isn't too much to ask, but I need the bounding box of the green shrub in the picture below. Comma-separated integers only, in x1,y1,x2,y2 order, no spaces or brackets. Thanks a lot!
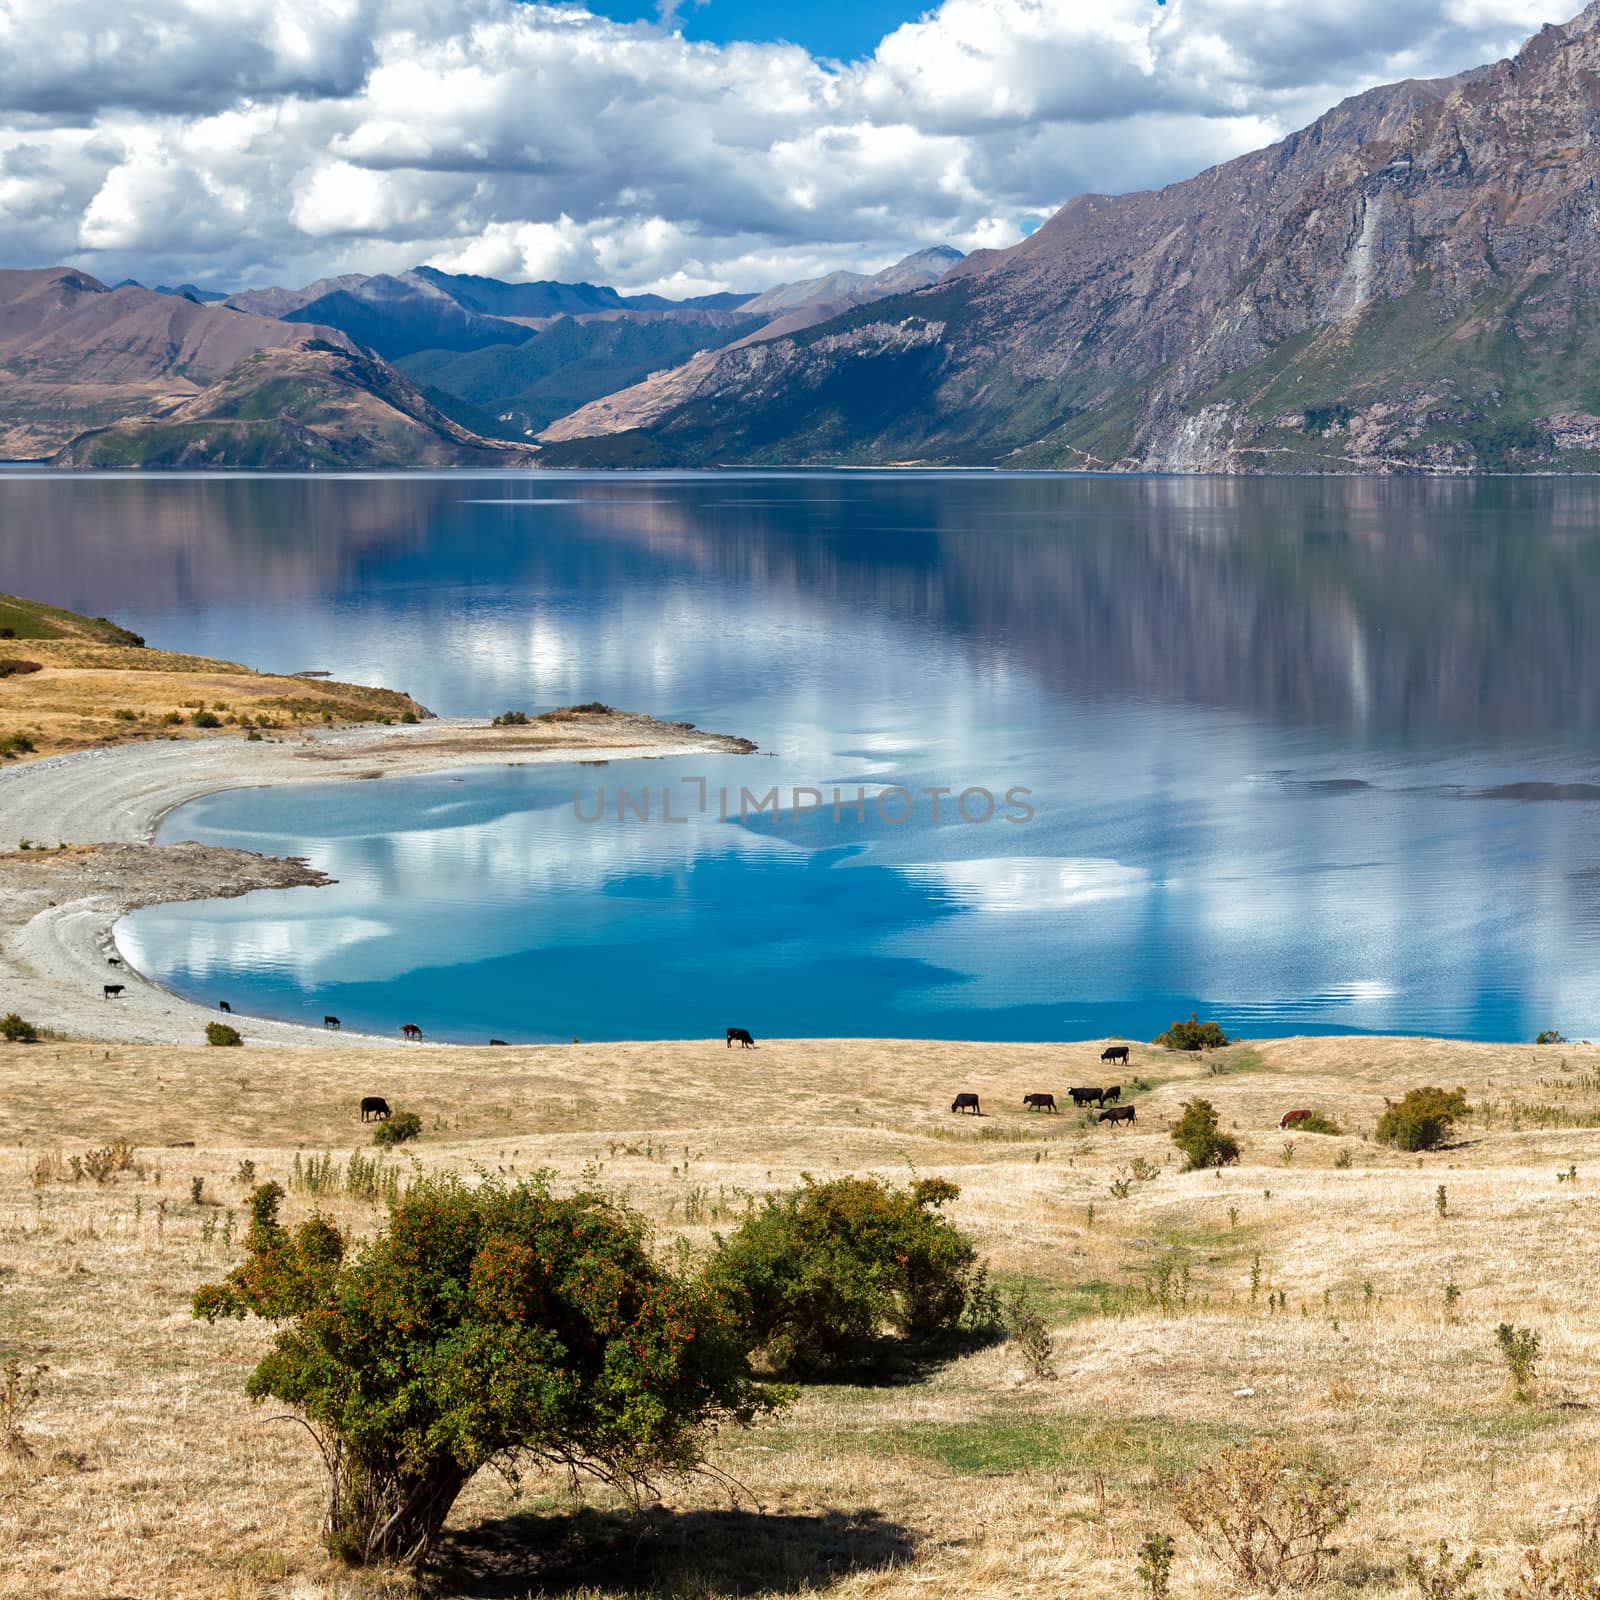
707,1175,988,1374
1536,1030,1568,1045
490,709,530,726
0,733,36,758
1375,1087,1470,1152
1002,1283,1055,1379
1403,1540,1484,1599
1,1013,37,1043
1294,1110,1343,1136
0,659,41,678
1171,1099,1240,1171
1137,1531,1176,1600
372,1109,422,1146
193,1177,780,1564
1153,1012,1231,1051
205,1022,243,1047
1496,1323,1541,1401
191,710,222,728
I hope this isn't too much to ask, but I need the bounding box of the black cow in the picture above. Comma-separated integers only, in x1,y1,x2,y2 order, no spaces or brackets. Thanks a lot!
1023,1092,1057,1113
1102,1085,1122,1105
360,1096,391,1122
106,957,121,967
951,1092,981,1115
1069,1086,1105,1107
726,1027,756,1048
489,1038,509,1046
1101,1045,1130,1066
401,1023,423,1041
218,1000,231,1014
323,1015,341,1031
1098,1105,1136,1127
103,983,124,999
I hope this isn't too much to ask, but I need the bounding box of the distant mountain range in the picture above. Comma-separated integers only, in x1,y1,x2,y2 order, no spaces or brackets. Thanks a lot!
0,248,962,465
545,3,1600,473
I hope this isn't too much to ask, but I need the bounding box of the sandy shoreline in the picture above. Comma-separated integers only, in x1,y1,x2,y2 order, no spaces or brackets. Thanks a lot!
0,715,755,1047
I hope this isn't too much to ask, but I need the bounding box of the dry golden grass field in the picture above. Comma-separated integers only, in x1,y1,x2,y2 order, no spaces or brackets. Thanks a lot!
4,1032,1600,1599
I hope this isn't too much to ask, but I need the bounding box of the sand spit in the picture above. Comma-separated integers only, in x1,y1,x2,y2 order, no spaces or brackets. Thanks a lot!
0,714,756,1046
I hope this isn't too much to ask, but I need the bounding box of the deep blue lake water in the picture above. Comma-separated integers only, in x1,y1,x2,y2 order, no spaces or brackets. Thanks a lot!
3,469,1599,1043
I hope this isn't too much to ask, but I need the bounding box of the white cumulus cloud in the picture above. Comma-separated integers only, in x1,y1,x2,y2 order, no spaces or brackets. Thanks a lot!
0,0,1562,296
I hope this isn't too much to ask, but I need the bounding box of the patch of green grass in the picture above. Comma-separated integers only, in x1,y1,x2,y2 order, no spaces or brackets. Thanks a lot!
859,1414,1247,1478
0,592,143,645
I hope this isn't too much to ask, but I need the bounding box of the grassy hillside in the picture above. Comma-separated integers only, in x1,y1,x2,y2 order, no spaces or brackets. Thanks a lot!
0,592,427,760
4,1031,1600,1597
0,592,144,645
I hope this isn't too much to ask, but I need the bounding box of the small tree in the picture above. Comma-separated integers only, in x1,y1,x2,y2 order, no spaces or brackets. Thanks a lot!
194,1178,781,1564
1174,1439,1350,1595
205,1022,243,1047
708,1176,988,1374
1,1012,38,1043
1536,1031,1568,1046
1171,1099,1240,1171
1376,1087,1470,1152
1154,1012,1231,1051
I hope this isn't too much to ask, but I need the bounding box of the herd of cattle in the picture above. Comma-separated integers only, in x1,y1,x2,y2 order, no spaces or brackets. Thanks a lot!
951,1045,1140,1125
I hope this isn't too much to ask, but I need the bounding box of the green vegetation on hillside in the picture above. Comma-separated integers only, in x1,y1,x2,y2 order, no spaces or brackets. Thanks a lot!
0,591,143,645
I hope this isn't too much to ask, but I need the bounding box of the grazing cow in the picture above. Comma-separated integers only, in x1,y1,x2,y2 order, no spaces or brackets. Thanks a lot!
726,1027,756,1048
1098,1105,1137,1127
1102,1085,1122,1105
360,1096,391,1122
1069,1086,1106,1107
951,1092,981,1115
323,1015,341,1031
103,983,124,999
1101,1045,1130,1066
218,1001,231,1013
107,957,121,967
1023,1092,1058,1113
401,1022,423,1042
489,1038,509,1046
1280,1109,1312,1129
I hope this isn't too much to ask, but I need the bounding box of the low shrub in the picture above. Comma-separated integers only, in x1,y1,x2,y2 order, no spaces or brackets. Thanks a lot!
1137,1532,1176,1600
1376,1087,1470,1152
708,1175,988,1374
0,1359,46,1459
1,1012,38,1043
0,733,36,758
1002,1283,1055,1379
1294,1110,1343,1135
205,1022,243,1047
1496,1322,1541,1401
1173,1439,1351,1595
372,1109,422,1146
1536,1030,1569,1045
1403,1540,1484,1599
1154,1012,1231,1051
0,659,41,677
193,1176,782,1564
1171,1099,1240,1171
191,710,222,728
491,709,530,725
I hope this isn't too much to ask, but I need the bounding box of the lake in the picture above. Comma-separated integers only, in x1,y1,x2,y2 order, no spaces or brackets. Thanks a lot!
3,469,1599,1043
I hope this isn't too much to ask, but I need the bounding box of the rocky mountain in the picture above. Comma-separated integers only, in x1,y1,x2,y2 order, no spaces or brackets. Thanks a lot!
53,342,528,469
0,267,529,467
544,6,1600,472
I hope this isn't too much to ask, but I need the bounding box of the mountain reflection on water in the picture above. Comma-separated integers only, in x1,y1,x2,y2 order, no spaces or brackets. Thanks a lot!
5,470,1598,1041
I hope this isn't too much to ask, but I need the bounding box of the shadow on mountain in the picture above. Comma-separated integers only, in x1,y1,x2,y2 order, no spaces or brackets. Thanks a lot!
431,1502,917,1597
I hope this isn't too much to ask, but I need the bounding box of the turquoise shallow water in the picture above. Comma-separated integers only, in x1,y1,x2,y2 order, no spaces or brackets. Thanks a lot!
3,469,1598,1042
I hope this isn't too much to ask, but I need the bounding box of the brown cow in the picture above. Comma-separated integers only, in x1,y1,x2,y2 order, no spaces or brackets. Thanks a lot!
1023,1092,1057,1113
1097,1105,1136,1127
401,1023,423,1041
1280,1109,1312,1129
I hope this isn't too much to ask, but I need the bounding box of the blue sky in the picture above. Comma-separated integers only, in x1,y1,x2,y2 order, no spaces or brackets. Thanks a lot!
583,0,930,59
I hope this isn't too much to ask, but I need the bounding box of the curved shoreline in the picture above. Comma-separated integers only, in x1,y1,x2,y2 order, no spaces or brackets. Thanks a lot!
0,715,756,1047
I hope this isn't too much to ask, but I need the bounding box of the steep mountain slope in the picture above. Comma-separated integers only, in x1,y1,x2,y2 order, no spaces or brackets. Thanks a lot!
540,247,964,444
52,342,528,469
398,311,762,438
0,268,359,458
547,7,1600,472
